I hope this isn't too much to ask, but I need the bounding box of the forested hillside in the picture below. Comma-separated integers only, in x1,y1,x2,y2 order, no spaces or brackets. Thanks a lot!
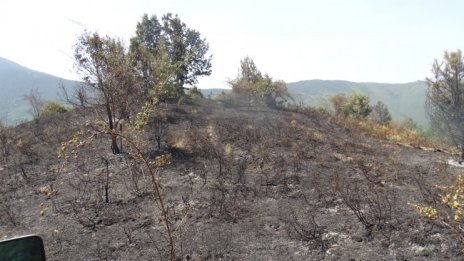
0,57,77,125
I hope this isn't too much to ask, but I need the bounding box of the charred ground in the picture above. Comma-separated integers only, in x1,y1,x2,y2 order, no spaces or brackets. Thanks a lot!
0,100,462,260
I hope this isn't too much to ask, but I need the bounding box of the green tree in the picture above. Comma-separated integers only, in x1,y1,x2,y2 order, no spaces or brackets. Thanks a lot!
139,39,181,102
426,49,464,158
342,92,372,119
230,57,290,107
130,13,212,100
259,77,289,108
238,56,262,84
187,86,204,99
74,32,140,154
370,101,392,124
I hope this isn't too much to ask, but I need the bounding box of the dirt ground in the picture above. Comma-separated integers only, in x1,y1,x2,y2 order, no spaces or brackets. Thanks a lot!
1,102,463,260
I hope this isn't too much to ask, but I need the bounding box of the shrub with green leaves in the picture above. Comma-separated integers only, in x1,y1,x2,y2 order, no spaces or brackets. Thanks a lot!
342,92,372,119
41,101,70,117
414,174,464,242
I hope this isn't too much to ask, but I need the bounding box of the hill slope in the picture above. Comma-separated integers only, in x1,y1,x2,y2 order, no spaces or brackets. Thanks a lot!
288,80,428,126
0,101,462,260
0,57,77,125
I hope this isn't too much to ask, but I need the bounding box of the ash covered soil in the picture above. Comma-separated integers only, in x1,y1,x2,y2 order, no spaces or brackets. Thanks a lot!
1,101,463,260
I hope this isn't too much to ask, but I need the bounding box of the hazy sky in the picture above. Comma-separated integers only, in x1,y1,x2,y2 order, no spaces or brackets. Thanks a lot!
1,0,463,88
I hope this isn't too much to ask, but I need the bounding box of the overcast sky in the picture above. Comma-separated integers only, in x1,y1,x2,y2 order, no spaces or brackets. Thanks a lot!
1,0,463,88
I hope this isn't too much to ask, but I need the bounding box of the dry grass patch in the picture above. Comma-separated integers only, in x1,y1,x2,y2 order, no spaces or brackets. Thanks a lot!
332,116,438,149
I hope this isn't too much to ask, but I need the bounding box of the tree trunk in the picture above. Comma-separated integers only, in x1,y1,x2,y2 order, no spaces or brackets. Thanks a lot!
111,136,121,154
106,102,121,154
103,157,110,203
119,123,123,153
156,136,161,150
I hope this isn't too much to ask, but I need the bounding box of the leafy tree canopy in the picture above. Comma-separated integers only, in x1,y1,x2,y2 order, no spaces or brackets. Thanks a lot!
426,49,464,157
342,92,372,119
130,13,212,98
230,57,290,108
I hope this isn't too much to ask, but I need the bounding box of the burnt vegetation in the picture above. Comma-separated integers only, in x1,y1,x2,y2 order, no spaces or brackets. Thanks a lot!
1,96,464,260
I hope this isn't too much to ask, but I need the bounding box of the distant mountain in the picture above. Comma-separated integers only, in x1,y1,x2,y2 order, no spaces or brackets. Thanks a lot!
287,80,429,126
0,57,78,125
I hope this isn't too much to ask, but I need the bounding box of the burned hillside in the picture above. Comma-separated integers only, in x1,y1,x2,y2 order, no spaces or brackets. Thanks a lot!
1,101,463,260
